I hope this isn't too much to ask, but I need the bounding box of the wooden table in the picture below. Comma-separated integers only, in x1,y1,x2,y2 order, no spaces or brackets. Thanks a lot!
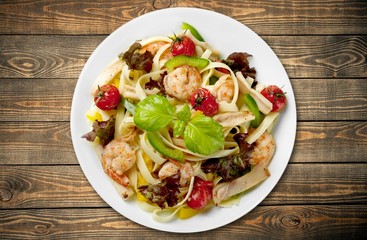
1,1,366,239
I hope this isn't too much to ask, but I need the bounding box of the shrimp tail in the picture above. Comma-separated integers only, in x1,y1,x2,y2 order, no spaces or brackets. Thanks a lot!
105,168,130,187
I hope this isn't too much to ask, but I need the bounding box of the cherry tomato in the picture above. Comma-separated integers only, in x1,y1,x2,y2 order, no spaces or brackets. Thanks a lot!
171,35,196,57
187,177,213,209
94,84,121,110
260,85,287,112
190,88,219,116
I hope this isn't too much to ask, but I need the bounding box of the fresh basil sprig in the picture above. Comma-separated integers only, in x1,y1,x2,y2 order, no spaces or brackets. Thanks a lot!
133,95,224,155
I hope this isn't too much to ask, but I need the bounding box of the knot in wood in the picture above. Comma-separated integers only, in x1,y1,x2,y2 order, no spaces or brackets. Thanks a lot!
34,224,52,235
0,188,13,202
153,0,171,9
8,55,40,74
280,214,301,227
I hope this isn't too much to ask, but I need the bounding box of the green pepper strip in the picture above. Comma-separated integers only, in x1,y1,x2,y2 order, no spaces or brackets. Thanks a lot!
209,75,219,85
164,55,209,72
243,94,262,128
121,95,136,114
181,22,205,41
147,131,185,163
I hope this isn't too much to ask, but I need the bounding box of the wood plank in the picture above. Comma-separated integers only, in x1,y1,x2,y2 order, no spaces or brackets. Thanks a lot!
0,165,106,208
1,164,366,209
292,78,367,121
0,122,75,165
0,121,366,165
0,35,366,79
262,35,367,79
0,36,101,79
0,79,74,122
293,121,367,163
0,205,366,239
1,78,366,122
0,0,366,35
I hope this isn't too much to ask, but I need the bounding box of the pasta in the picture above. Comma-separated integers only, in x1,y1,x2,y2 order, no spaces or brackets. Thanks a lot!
82,22,286,222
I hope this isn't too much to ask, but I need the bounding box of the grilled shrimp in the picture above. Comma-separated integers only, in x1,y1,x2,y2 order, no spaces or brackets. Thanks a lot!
101,136,137,187
158,161,179,180
179,162,194,186
140,41,172,60
158,161,194,187
163,65,202,101
213,75,234,103
249,131,275,166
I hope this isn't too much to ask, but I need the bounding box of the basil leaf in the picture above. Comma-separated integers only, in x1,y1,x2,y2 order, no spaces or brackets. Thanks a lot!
134,95,175,131
184,114,224,155
177,104,191,122
173,120,185,138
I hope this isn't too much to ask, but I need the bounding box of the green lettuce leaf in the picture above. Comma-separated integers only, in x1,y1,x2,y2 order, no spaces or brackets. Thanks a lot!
134,95,175,131
184,114,224,155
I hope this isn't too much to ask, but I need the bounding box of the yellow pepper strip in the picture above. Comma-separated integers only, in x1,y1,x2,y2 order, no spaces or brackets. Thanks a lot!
177,206,200,219
86,111,103,122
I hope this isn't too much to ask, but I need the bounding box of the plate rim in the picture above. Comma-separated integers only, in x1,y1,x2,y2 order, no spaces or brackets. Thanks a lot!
70,7,297,233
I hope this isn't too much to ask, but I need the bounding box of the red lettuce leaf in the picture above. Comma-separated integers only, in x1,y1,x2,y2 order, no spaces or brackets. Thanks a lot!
119,42,154,72
201,133,254,182
223,52,257,87
138,173,181,209
82,117,115,146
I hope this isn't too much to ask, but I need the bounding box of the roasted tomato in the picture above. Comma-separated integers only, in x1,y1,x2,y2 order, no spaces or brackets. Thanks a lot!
213,60,230,74
216,66,230,74
171,35,196,57
94,84,121,110
190,88,219,116
260,85,287,112
187,177,213,209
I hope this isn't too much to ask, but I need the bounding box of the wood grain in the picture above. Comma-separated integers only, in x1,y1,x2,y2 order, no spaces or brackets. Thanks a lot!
0,36,100,79
293,121,367,163
0,0,366,35
1,164,366,208
292,78,367,121
0,121,366,165
0,35,366,79
0,206,366,239
263,35,367,79
0,165,105,208
0,79,74,122
0,122,74,165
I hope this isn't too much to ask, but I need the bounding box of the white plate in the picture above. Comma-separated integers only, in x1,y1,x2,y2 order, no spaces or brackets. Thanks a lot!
71,7,297,233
